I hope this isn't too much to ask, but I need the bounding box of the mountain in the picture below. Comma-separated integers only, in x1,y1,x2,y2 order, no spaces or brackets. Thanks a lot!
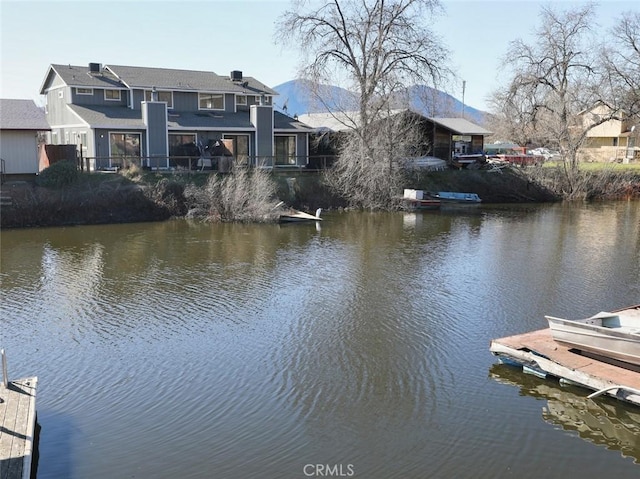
272,80,357,116
273,79,487,124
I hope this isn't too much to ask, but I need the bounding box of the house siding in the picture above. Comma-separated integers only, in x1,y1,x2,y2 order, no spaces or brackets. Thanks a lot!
173,91,197,111
296,134,308,165
72,88,98,105
251,105,273,160
46,89,71,126
0,130,39,174
143,101,168,161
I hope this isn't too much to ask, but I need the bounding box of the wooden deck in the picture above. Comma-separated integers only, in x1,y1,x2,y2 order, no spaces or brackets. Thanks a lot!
0,377,38,479
490,328,640,406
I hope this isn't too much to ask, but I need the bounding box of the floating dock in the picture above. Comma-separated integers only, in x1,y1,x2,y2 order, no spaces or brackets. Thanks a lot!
490,328,640,407
0,350,38,479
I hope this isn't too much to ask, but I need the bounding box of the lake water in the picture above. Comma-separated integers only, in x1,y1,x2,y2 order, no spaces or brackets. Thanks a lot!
1,201,639,478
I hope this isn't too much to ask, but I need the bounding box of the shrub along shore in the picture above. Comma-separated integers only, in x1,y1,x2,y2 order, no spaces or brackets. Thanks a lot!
1,162,639,229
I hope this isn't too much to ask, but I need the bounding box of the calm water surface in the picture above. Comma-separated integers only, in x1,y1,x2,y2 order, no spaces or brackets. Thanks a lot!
1,201,639,478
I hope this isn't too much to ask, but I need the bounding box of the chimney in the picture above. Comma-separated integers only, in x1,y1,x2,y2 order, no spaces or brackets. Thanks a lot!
230,70,243,82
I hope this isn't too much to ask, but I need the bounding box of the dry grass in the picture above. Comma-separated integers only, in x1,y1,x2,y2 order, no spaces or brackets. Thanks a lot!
184,168,281,222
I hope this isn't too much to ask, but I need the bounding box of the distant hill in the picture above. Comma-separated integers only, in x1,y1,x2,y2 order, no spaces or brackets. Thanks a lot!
272,80,357,117
273,79,486,125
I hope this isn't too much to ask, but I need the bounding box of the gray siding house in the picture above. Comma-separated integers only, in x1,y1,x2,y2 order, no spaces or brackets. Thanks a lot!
0,99,50,176
39,63,312,170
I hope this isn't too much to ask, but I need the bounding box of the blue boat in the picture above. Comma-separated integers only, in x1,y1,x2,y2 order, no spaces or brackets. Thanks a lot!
429,191,482,205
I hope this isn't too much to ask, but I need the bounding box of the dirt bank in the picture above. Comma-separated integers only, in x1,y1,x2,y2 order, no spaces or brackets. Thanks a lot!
2,167,638,229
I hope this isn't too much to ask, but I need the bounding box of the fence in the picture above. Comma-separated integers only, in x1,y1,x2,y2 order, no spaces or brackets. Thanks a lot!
79,155,337,173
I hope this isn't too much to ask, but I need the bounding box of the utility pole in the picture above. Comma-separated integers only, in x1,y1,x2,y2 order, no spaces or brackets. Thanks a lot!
462,80,466,119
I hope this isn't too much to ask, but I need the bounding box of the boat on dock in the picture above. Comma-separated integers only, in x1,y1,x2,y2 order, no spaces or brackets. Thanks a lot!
490,306,640,407
546,305,640,367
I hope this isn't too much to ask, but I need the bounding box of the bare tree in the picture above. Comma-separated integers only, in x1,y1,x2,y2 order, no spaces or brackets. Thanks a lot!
602,11,640,117
486,88,539,147
275,0,450,208
492,4,627,196
323,110,427,208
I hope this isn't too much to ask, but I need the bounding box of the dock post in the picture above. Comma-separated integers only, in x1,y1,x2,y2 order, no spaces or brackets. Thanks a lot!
1,348,7,388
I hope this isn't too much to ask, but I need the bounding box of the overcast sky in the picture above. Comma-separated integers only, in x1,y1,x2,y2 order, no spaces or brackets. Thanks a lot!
1,0,635,112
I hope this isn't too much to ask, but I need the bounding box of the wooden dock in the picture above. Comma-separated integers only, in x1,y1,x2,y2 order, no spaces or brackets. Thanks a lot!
1,350,38,479
490,328,640,406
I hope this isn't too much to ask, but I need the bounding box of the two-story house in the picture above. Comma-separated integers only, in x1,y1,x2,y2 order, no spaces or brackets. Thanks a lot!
39,63,313,170
579,103,639,163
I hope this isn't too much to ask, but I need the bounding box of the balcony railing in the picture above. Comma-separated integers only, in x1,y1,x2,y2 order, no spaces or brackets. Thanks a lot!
80,155,337,172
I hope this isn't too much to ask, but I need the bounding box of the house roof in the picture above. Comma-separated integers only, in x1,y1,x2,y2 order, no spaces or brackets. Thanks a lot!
106,65,277,96
40,65,124,93
299,110,492,136
41,63,278,96
430,117,492,136
297,112,357,132
0,99,50,130
66,104,313,132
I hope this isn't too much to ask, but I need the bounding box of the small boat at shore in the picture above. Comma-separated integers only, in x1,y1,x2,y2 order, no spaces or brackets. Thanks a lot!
402,198,441,210
279,207,322,223
401,189,441,210
546,305,640,366
428,191,482,205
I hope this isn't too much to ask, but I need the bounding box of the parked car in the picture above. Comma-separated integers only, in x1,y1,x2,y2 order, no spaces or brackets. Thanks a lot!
527,148,560,160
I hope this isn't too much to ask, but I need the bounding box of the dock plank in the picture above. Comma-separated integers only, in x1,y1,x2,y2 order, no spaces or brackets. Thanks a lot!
0,377,38,479
491,328,640,406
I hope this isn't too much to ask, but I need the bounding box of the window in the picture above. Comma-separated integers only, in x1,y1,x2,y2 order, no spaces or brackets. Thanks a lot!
79,132,88,156
76,88,93,95
236,95,247,106
109,132,141,157
253,95,272,105
613,137,618,147
199,93,224,110
223,135,250,165
275,136,296,165
169,134,198,157
145,90,173,108
105,89,121,101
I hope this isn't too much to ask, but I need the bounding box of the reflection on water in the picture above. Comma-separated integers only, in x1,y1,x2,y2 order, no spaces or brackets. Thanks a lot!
1,202,639,478
490,363,640,464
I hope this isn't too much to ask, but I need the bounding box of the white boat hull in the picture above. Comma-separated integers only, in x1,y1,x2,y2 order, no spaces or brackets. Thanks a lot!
279,208,322,223
546,307,640,366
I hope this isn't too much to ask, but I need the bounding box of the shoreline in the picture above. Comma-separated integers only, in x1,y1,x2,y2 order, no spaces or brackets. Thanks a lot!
1,168,639,229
